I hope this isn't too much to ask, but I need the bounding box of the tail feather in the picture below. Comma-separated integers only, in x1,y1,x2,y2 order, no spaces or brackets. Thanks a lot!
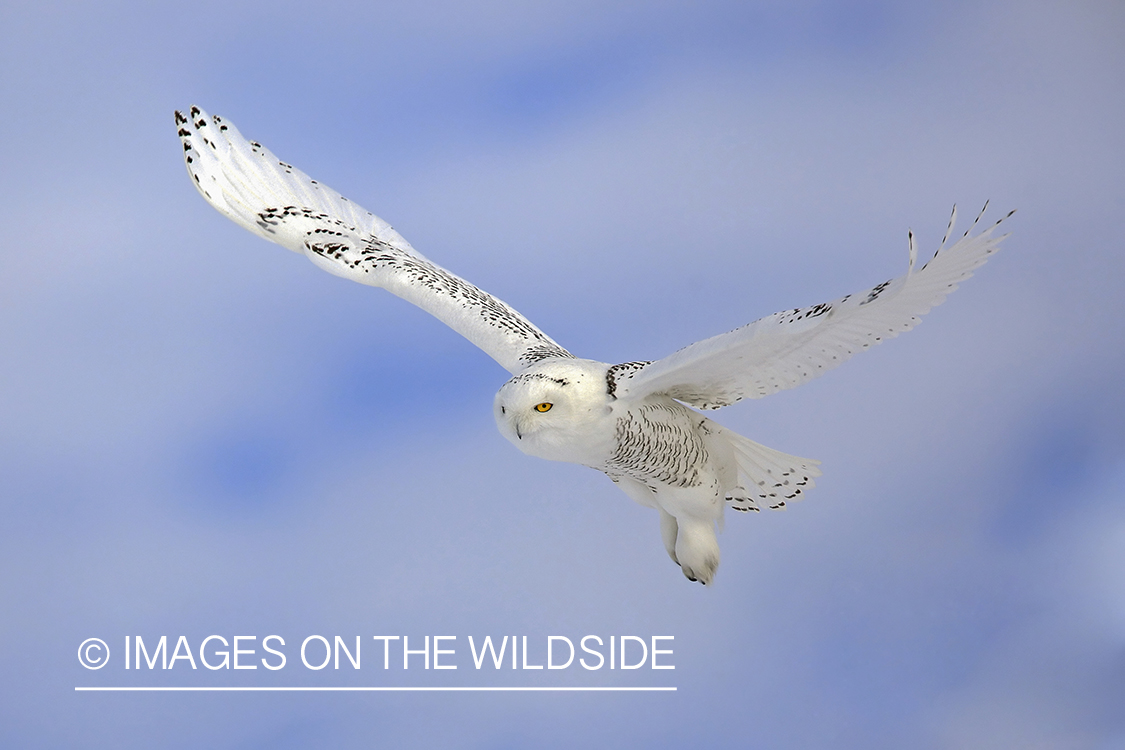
721,428,821,512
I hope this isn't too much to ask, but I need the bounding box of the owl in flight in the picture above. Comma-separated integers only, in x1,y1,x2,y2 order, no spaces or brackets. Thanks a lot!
176,106,1012,585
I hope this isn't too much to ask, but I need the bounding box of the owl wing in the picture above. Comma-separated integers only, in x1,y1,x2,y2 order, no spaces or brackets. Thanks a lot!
609,205,1014,409
176,106,571,374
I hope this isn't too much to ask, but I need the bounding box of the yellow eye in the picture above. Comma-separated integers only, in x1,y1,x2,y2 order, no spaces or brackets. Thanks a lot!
534,402,553,413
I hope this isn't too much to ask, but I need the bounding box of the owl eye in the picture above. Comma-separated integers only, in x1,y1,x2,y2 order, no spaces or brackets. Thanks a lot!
534,402,553,413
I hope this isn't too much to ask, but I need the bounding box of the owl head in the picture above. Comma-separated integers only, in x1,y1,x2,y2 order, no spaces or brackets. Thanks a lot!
493,358,614,463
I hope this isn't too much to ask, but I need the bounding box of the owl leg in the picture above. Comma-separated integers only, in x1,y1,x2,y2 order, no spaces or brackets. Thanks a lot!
610,475,719,583
652,482,723,585
672,516,720,586
659,508,679,565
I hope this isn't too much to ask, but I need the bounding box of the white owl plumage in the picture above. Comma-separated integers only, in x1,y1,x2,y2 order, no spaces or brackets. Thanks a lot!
176,106,1013,585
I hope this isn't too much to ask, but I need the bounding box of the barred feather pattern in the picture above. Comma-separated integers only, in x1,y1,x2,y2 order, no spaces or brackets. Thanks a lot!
609,204,1014,409
604,403,709,488
176,106,571,374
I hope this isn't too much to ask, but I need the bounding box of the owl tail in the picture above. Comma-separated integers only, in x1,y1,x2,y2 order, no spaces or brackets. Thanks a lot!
715,425,821,512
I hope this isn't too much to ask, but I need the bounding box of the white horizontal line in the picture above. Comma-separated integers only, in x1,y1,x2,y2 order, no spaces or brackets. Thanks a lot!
75,686,676,692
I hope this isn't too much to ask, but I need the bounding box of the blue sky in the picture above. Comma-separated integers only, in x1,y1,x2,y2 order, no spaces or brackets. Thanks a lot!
2,1,1124,747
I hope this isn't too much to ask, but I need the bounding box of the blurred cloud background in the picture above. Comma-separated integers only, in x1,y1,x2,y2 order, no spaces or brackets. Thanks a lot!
2,0,1123,747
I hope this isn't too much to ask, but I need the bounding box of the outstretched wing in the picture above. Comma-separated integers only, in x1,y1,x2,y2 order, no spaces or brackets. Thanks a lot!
609,205,1014,409
176,106,571,374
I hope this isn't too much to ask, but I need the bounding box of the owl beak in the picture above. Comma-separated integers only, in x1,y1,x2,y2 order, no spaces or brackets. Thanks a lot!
515,426,523,440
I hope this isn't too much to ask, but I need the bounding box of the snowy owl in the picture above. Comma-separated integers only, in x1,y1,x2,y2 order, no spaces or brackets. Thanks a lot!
176,106,1013,585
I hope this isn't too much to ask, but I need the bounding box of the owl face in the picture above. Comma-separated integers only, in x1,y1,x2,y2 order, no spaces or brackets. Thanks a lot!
493,359,613,463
